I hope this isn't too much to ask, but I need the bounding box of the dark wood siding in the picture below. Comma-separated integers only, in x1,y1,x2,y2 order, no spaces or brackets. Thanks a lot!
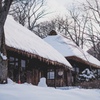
7,50,72,87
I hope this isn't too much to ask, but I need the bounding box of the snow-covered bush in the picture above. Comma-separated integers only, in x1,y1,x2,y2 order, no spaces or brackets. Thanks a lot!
77,68,95,82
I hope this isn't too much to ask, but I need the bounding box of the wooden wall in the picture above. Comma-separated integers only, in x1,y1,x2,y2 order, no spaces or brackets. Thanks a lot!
67,59,99,85
7,50,72,87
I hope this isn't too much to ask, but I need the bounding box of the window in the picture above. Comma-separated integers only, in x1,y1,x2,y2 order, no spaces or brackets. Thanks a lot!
47,71,55,79
9,57,15,66
21,60,26,68
76,67,79,73
98,69,100,75
73,64,79,73
9,57,14,61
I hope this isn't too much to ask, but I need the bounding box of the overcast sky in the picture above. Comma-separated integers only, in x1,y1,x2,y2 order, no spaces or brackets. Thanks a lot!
41,0,85,21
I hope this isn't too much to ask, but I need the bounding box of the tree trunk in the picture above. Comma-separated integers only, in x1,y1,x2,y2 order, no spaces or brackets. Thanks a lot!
0,0,13,84
0,27,7,84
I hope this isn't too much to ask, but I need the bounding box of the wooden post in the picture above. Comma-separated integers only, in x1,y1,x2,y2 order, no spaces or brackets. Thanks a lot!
97,69,98,80
69,70,72,86
18,58,21,84
54,67,56,88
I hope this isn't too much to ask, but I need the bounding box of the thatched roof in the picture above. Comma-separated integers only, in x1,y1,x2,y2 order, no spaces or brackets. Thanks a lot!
44,33,100,69
4,16,73,70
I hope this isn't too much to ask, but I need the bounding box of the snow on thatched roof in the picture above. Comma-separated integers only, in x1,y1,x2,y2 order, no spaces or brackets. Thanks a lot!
44,34,100,68
4,16,72,69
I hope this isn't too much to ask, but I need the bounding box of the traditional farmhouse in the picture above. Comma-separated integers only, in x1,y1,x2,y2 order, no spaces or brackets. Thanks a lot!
4,16,73,87
44,30,100,84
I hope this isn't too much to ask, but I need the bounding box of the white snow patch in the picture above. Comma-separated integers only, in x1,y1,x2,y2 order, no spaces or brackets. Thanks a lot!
7,78,15,84
0,52,7,60
38,77,47,87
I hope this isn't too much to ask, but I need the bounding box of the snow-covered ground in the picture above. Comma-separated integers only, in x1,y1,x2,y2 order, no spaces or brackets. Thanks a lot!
0,79,100,100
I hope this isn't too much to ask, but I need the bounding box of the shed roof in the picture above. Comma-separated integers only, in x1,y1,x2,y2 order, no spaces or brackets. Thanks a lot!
4,16,72,70
44,34,100,68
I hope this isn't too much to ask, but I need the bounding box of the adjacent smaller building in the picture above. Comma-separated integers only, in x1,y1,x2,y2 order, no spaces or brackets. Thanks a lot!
44,30,100,84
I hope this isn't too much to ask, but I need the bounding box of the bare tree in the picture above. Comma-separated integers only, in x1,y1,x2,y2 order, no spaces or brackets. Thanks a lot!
39,8,88,49
0,0,13,84
83,0,100,26
38,11,88,48
10,0,47,31
54,6,90,49
82,0,100,60
35,19,58,38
